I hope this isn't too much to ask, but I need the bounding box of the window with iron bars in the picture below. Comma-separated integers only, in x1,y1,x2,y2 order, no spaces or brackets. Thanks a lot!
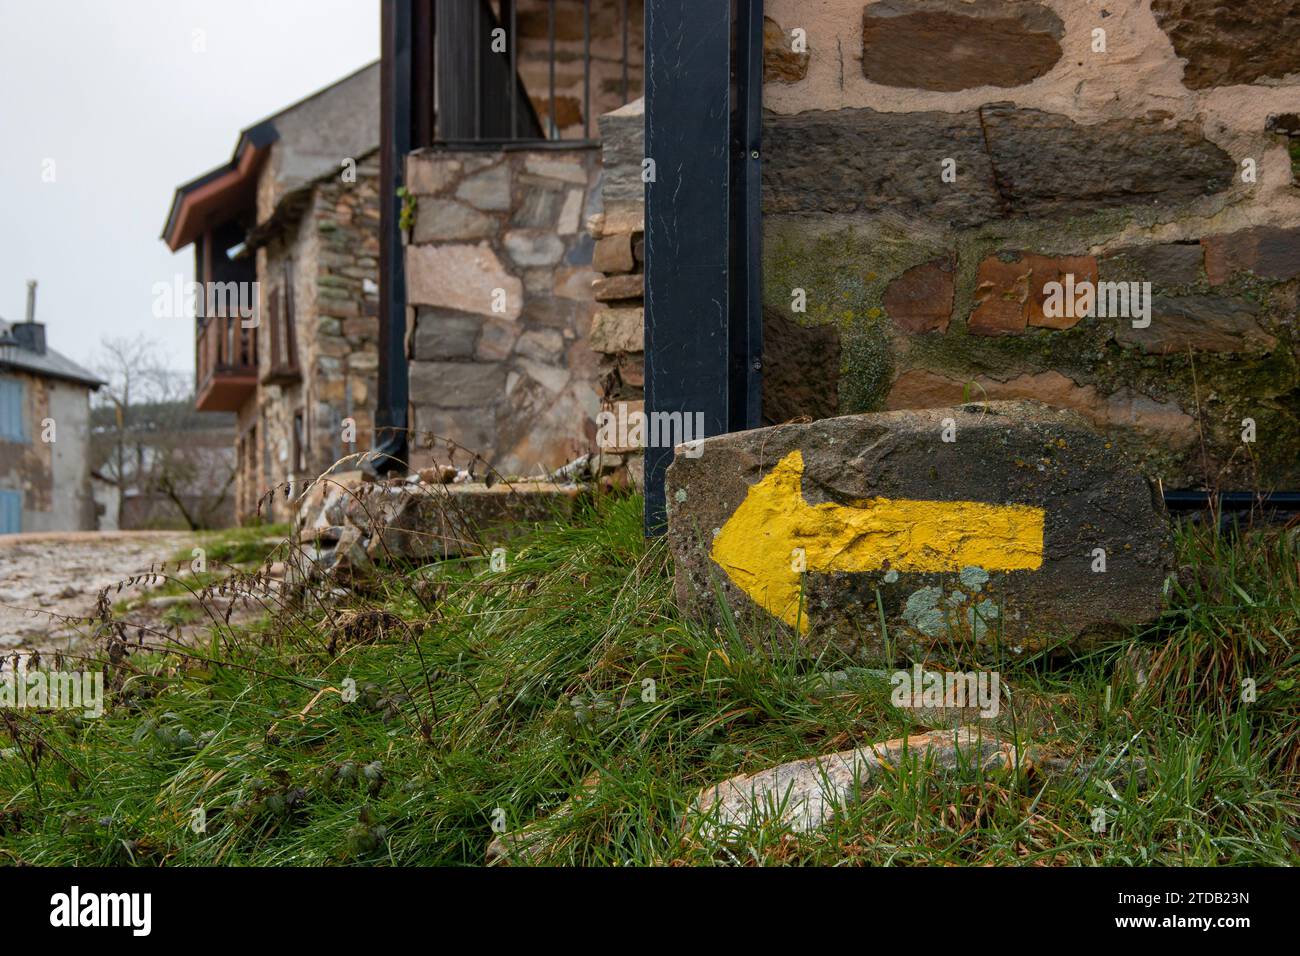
429,0,637,148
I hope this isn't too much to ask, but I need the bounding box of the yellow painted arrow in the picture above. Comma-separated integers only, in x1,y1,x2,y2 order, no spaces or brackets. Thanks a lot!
710,450,1045,632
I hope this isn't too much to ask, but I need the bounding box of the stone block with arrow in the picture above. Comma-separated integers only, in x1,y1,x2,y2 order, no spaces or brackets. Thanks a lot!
665,401,1174,659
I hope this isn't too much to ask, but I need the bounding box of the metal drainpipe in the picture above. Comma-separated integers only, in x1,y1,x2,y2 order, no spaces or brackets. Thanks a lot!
1163,490,1300,531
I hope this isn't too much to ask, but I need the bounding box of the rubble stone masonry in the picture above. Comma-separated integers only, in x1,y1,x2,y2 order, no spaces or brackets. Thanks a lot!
589,98,646,488
760,0,1300,489
404,147,604,476
246,156,381,523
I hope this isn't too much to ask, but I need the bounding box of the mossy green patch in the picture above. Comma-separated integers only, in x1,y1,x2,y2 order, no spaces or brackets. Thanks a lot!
763,224,944,412
761,210,1299,486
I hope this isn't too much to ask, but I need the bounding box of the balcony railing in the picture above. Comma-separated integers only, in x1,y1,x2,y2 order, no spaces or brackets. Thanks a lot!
196,314,257,412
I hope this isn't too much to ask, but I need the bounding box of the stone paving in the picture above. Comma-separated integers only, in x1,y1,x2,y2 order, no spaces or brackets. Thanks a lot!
0,531,194,654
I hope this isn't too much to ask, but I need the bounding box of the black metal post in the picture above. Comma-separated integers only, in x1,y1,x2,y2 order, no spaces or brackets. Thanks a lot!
1163,490,1300,512
412,0,435,146
506,0,517,136
375,0,420,473
548,0,556,138
474,0,483,140
730,0,763,431
644,0,735,533
583,0,591,140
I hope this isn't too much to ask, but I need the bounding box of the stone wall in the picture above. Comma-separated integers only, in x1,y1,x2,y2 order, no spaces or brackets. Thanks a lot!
589,98,645,486
246,156,381,524
760,0,1300,488
404,147,604,476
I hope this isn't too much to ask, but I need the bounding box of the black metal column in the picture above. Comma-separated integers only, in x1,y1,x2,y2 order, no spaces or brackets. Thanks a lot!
730,0,763,432
375,0,413,472
644,0,732,533
644,0,763,534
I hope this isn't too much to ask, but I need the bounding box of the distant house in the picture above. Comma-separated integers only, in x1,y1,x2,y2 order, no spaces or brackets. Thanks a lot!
0,282,105,533
162,63,381,524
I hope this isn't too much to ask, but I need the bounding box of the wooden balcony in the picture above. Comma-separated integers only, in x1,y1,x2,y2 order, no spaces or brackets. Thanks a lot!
196,314,257,412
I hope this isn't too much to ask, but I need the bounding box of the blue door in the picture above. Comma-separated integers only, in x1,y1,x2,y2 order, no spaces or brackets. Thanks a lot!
0,489,20,534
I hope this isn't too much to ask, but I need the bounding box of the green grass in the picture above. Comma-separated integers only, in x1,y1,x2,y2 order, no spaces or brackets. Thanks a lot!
1,496,1296,865
193,522,291,568
110,523,290,614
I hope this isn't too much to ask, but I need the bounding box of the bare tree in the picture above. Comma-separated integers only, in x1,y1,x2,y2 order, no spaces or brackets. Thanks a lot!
92,336,169,519
90,335,236,530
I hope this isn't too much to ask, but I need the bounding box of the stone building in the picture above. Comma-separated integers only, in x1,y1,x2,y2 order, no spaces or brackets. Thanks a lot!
756,0,1300,489
387,0,1299,526
172,1,1300,535
400,0,645,478
162,63,381,524
0,282,103,533
166,1,649,525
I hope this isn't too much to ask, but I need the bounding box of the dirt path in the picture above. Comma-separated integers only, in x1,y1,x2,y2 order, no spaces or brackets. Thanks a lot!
0,530,196,654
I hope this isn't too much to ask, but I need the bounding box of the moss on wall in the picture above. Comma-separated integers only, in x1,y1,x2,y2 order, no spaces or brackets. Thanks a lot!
764,223,937,413
762,212,1300,487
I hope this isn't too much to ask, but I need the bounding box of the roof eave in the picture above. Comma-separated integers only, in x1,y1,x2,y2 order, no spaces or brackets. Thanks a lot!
0,359,106,390
161,120,278,251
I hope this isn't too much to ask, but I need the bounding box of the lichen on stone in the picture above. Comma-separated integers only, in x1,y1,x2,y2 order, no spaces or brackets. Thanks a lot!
902,586,946,637
967,598,1000,640
959,565,990,591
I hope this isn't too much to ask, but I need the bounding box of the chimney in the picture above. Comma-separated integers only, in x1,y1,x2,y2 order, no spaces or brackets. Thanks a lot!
13,280,47,354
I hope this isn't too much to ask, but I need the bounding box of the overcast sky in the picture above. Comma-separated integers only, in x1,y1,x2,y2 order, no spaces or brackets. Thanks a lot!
0,0,378,376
